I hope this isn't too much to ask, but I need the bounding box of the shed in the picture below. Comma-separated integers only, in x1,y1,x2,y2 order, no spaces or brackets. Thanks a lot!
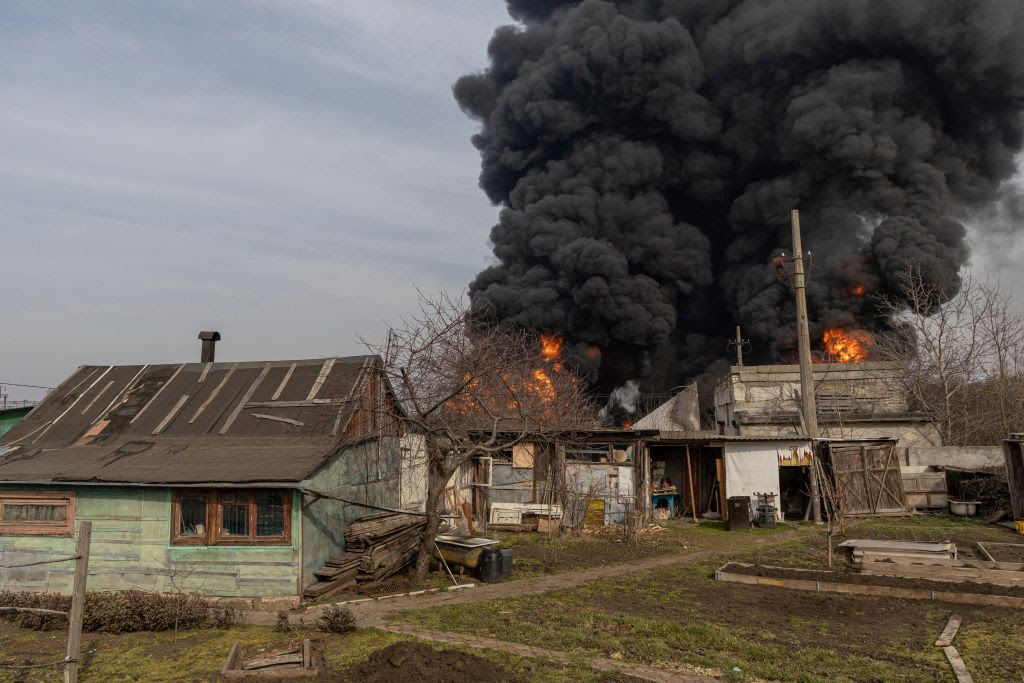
0,355,408,603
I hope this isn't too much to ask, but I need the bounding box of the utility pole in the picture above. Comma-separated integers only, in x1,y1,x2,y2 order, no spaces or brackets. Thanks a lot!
790,209,822,523
734,326,744,366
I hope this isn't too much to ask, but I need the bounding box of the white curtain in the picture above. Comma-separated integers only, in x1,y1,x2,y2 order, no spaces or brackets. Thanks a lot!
724,443,786,520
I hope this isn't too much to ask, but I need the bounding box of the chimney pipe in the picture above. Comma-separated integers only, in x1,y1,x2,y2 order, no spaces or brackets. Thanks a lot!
198,331,221,363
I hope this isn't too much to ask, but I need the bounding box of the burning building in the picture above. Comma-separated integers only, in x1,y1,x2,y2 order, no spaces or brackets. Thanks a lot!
456,1,1024,394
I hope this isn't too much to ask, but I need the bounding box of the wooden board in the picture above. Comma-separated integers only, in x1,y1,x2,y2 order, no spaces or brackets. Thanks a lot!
859,555,1022,571
1003,440,1024,520
714,563,1024,609
861,562,1024,587
942,646,974,683
935,614,962,647
838,539,954,553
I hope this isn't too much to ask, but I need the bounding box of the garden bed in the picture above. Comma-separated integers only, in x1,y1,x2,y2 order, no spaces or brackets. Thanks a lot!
716,562,1024,608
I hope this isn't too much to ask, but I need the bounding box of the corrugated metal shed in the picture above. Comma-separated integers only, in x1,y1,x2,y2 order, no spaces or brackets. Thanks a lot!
0,356,382,485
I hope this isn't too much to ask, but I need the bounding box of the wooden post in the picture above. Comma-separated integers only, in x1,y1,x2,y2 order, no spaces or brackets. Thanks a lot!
790,209,822,523
685,447,698,523
64,520,91,683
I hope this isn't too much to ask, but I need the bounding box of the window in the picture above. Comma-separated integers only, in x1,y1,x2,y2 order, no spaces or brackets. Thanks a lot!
171,490,290,546
0,491,75,536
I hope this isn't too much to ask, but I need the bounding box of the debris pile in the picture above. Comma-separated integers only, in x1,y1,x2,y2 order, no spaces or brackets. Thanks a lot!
950,467,1011,519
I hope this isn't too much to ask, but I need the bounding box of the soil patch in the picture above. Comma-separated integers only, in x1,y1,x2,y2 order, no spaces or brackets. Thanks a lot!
983,542,1024,563
335,642,524,683
722,562,1024,597
581,563,944,671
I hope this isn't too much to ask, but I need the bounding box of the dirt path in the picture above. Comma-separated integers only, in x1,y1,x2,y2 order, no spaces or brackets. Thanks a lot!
305,547,720,628
382,621,721,682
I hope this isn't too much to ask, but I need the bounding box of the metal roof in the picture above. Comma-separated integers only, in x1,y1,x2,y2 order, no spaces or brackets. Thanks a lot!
0,356,378,485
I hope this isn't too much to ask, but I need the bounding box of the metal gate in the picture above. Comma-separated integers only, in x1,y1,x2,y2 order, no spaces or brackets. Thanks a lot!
826,441,907,515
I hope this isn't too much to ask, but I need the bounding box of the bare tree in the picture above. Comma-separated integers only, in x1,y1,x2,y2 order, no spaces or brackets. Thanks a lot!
365,291,597,579
874,266,1024,445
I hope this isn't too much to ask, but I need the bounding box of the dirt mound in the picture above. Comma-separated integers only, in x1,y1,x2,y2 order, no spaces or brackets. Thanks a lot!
336,642,524,683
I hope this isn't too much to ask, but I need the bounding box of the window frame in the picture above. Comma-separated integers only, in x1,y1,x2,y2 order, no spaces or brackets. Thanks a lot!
170,489,291,547
0,490,75,537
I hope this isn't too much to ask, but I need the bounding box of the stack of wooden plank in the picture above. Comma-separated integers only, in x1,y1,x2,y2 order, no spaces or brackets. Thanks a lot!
349,514,426,583
344,512,425,553
839,539,958,564
304,552,361,599
304,513,427,599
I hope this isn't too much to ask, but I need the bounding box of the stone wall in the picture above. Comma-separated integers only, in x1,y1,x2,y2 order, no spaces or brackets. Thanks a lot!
904,446,1005,469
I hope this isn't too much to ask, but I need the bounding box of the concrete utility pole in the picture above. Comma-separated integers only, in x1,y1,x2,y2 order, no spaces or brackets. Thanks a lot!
734,326,744,366
790,209,822,523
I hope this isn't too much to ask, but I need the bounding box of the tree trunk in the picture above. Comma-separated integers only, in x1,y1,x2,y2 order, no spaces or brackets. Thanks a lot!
414,451,449,580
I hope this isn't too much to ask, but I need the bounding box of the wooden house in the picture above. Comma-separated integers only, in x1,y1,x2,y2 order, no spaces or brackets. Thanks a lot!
0,352,407,605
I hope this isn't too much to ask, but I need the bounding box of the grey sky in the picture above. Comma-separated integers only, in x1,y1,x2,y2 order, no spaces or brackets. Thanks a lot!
1,0,509,401
2,1,1021,403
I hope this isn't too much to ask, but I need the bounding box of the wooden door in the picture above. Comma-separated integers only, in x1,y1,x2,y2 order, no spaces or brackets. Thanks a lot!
829,442,907,515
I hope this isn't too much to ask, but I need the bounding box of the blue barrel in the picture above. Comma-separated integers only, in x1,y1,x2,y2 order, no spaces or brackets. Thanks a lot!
479,548,503,583
499,548,513,578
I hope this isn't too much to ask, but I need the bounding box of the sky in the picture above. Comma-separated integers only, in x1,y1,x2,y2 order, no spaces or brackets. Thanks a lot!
0,0,511,402
2,0,1023,404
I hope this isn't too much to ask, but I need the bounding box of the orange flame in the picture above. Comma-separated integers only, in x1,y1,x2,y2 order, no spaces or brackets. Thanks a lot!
532,369,556,403
851,285,865,296
821,327,873,363
540,334,563,361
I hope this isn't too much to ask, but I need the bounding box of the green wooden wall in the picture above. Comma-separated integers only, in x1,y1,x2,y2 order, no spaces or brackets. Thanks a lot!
0,485,301,597
301,437,402,588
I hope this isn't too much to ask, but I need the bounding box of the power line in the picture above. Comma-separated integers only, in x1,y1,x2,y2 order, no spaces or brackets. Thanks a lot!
0,382,55,390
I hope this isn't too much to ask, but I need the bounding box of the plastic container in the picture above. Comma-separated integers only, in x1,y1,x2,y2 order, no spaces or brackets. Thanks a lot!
478,548,503,583
499,548,514,578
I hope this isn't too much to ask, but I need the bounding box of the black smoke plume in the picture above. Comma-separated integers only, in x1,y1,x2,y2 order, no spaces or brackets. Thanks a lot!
457,0,1024,391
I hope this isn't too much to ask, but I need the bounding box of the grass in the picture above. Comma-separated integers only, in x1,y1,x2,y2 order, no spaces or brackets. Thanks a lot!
2,514,1020,681
0,620,638,682
393,515,1024,682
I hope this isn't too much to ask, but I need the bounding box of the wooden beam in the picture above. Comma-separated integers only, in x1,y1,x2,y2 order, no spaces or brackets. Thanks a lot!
189,362,237,423
220,364,271,434
251,413,305,427
63,520,91,683
128,364,183,425
246,399,350,408
271,362,297,400
306,358,336,400
685,446,698,522
152,395,191,435
79,380,114,416
197,362,213,384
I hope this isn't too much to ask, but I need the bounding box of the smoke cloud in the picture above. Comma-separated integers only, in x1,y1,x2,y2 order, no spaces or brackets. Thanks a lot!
457,0,1024,390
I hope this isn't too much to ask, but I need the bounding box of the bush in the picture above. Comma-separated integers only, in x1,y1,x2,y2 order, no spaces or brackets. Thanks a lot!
317,604,355,633
0,590,239,633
